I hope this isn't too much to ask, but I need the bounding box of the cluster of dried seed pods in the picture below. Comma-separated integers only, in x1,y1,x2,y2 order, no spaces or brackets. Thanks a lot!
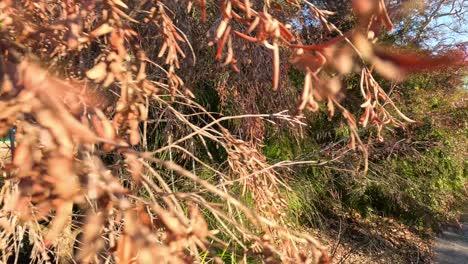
0,0,465,263
358,68,416,141
211,0,297,90
223,132,329,262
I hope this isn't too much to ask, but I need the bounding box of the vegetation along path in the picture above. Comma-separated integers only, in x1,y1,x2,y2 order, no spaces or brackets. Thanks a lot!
435,213,468,264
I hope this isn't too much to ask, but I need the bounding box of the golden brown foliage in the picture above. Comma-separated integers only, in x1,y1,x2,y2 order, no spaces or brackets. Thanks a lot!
0,0,465,263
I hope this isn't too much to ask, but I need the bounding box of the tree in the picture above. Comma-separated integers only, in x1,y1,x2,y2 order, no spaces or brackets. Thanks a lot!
0,0,465,263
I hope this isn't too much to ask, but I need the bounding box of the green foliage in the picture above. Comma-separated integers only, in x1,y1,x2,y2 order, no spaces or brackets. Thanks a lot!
193,78,222,113
0,129,12,143
259,69,468,235
262,135,297,161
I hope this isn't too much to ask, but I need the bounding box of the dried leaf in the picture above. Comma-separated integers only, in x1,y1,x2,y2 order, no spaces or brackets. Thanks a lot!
373,47,466,75
272,42,280,90
86,62,107,82
112,0,128,9
90,23,113,38
290,52,326,72
326,77,341,95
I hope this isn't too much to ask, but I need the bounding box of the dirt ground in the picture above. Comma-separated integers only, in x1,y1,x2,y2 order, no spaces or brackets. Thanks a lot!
308,213,433,263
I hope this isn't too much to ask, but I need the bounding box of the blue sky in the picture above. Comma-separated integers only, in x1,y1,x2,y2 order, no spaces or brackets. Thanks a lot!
423,2,468,49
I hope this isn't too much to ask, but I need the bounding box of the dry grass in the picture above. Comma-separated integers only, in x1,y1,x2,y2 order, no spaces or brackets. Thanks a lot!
0,1,465,263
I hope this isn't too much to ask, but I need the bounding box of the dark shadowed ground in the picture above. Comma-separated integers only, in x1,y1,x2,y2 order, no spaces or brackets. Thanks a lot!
435,213,468,264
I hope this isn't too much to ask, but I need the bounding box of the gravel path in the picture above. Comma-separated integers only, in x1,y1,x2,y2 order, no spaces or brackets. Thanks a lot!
435,213,468,264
